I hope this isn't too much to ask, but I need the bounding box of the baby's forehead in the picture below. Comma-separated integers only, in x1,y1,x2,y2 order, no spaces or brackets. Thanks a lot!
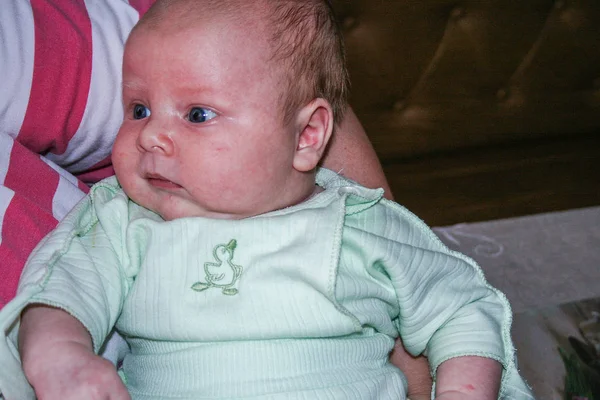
136,4,275,53
131,0,299,102
134,5,281,67
141,0,269,34
126,15,286,88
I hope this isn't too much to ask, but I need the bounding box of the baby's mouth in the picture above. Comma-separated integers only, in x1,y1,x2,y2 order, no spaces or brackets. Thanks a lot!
145,173,182,189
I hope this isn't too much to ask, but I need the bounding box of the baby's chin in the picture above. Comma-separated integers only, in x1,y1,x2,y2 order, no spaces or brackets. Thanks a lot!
155,204,256,222
142,185,317,221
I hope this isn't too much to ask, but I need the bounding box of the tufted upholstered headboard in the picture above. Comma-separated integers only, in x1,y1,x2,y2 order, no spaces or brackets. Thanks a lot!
332,0,600,225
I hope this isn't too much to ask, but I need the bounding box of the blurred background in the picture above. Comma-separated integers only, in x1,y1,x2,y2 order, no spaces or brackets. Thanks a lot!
332,0,600,226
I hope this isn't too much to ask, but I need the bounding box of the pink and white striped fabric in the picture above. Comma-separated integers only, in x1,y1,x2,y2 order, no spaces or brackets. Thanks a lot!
0,0,155,308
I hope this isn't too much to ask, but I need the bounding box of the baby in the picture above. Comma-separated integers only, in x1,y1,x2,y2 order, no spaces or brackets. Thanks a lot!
0,0,534,399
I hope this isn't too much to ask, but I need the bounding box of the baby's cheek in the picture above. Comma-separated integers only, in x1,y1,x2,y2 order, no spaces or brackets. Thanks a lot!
112,135,134,166
111,147,126,165
111,148,134,179
210,174,240,198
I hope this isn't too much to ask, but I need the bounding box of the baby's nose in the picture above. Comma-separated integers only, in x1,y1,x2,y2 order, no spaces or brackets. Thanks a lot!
137,123,174,155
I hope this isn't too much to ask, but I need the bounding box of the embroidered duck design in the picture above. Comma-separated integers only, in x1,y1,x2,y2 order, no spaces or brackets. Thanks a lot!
191,239,243,295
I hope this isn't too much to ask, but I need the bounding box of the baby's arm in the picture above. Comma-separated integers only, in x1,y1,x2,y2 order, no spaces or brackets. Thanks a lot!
345,194,534,399
435,356,502,399
19,304,130,400
323,107,434,398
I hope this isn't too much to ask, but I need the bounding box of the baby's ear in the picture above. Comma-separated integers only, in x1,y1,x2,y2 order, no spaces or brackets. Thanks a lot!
293,98,334,172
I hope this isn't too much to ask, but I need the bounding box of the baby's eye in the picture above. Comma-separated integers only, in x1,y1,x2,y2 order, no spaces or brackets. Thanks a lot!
133,104,151,120
188,107,217,123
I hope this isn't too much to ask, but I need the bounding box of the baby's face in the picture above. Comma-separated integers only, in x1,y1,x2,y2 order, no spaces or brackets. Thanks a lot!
112,17,302,220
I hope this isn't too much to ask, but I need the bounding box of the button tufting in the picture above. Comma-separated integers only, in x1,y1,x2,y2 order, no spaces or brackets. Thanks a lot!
496,88,508,100
451,7,465,19
393,101,405,111
342,16,357,30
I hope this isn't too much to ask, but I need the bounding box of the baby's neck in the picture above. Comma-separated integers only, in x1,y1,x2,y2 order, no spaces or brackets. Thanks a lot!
257,172,320,216
290,184,323,207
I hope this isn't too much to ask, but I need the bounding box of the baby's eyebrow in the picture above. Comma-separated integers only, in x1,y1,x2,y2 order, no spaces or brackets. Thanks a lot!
122,80,146,91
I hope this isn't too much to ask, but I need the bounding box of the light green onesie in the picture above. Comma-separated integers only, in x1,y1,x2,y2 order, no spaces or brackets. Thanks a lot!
0,169,534,399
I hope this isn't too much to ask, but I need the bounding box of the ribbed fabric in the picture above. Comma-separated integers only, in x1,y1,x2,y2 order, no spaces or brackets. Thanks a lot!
0,169,534,399
123,336,404,399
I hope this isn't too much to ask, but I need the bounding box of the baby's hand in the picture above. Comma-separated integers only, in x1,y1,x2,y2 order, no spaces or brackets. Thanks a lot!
27,341,130,400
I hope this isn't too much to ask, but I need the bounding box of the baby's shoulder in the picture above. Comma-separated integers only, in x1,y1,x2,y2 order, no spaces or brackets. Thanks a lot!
316,169,445,252
349,198,446,251
85,176,160,227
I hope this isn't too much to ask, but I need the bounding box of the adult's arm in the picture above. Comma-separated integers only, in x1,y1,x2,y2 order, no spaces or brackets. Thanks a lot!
321,107,433,398
321,107,393,199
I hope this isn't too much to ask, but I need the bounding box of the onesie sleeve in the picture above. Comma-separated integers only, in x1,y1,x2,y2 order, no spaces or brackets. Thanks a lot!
0,178,133,400
343,195,534,399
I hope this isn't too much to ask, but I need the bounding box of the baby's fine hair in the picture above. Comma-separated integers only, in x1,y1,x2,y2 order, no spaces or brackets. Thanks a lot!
139,0,349,126
268,0,349,126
